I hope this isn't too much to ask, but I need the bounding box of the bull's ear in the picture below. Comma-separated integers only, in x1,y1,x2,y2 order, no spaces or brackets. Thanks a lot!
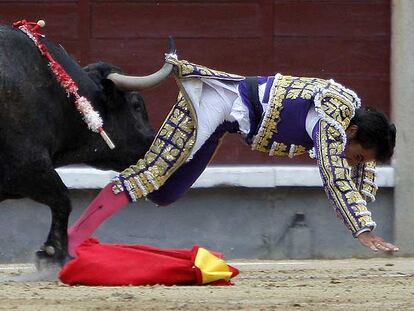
101,78,124,110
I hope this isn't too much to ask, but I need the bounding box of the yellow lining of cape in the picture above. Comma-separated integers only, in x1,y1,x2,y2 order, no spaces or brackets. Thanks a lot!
194,247,233,284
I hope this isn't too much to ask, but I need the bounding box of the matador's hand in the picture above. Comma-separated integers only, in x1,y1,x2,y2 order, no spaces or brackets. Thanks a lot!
357,232,399,253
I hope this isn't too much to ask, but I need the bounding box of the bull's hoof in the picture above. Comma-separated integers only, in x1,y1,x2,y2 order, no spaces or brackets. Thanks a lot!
35,250,64,271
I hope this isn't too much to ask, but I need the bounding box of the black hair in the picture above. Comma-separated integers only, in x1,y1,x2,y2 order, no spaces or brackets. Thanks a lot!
349,108,396,162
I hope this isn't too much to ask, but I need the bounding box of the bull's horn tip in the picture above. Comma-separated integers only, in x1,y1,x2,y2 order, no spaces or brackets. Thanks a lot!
37,20,46,27
168,36,176,54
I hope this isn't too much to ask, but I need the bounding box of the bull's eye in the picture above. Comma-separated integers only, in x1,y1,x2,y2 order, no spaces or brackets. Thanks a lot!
133,103,141,111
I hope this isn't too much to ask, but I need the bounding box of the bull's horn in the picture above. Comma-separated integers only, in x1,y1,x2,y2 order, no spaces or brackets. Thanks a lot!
107,62,173,91
107,37,177,91
167,36,176,56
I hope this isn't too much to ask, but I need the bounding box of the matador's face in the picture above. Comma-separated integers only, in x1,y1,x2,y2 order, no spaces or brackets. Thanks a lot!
344,124,377,166
344,140,377,166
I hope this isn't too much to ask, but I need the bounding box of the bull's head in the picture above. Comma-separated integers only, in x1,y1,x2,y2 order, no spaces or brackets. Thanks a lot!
81,38,177,170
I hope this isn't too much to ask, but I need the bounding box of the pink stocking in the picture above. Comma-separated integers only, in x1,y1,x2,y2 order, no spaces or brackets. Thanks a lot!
67,183,130,257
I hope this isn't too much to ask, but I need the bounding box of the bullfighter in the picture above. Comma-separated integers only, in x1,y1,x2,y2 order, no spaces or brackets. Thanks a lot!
68,51,398,257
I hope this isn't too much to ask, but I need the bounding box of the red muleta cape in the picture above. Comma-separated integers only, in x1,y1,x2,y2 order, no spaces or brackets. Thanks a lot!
59,238,239,286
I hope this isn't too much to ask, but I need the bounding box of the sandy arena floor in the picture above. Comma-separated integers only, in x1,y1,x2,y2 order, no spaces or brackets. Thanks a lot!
0,257,413,311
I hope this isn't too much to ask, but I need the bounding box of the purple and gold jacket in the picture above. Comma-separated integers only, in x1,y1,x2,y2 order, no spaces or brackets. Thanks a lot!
241,74,377,236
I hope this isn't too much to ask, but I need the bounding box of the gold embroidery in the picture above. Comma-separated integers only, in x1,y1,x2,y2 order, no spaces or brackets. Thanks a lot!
320,93,354,129
113,91,197,201
345,191,362,202
159,124,174,139
270,142,288,156
293,145,307,156
268,142,308,157
362,161,377,200
359,216,374,227
252,75,359,160
286,89,301,100
336,180,353,192
351,161,377,202
352,204,369,214
175,60,244,80
301,88,314,100
252,75,332,157
182,63,194,75
154,157,169,175
252,75,290,152
334,167,347,179
316,120,375,234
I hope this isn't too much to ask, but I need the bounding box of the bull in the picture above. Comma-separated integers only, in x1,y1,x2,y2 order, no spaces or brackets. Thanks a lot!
0,23,174,266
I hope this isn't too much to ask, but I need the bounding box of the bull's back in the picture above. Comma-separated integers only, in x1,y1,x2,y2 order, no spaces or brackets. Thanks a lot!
0,25,87,149
0,26,56,138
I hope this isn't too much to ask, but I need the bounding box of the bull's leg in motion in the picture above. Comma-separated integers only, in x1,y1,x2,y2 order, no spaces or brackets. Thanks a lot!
2,148,72,267
30,178,71,267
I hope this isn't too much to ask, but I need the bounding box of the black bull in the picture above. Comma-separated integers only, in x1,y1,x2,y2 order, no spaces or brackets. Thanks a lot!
0,24,174,265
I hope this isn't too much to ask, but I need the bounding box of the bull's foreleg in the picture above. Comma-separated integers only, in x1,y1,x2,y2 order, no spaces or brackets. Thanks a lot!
35,193,71,267
6,157,73,268
29,172,72,268
1,136,74,268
